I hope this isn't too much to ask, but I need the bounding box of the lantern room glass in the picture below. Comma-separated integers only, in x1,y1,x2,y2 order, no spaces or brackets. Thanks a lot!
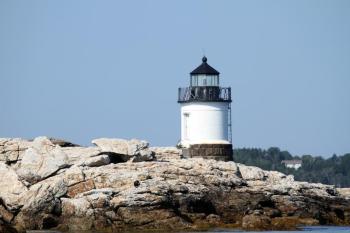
190,75,219,87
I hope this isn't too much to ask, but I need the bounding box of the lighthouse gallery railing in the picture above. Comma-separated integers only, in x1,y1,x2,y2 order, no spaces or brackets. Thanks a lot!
178,86,231,103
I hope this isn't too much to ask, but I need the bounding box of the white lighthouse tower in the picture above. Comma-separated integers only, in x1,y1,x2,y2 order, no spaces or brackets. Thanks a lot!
178,56,232,161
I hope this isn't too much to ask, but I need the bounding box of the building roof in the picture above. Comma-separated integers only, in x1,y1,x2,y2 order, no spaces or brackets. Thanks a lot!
190,56,220,75
281,160,302,165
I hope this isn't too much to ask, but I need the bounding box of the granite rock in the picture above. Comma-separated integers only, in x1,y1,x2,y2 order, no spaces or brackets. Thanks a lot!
0,137,349,233
0,138,32,164
0,163,28,211
92,138,155,162
16,137,69,184
150,146,182,161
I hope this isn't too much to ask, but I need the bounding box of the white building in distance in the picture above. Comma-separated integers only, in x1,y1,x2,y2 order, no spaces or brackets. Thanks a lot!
281,160,302,170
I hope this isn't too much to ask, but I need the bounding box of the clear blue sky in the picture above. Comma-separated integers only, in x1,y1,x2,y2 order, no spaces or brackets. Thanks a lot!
1,0,349,157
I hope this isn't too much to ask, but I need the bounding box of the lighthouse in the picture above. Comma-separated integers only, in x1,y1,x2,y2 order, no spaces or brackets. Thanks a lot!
178,56,233,161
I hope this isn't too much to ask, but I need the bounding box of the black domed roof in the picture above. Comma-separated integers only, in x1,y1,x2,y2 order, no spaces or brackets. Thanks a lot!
190,56,220,75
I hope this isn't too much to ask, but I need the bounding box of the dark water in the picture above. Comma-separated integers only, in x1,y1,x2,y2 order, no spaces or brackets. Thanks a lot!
177,226,350,232
27,226,350,233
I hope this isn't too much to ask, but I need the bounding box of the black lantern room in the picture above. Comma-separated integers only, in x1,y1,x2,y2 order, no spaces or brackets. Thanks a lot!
178,56,231,103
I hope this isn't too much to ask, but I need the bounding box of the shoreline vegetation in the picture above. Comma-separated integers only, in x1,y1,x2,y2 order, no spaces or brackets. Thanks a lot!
0,137,349,233
233,148,350,187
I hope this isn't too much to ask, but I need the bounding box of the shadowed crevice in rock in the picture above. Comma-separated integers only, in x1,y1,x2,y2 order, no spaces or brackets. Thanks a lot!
187,198,217,215
42,215,59,229
314,211,328,225
99,152,130,163
48,138,80,148
258,199,276,208
160,194,194,224
5,160,18,166
334,208,345,220
0,220,18,233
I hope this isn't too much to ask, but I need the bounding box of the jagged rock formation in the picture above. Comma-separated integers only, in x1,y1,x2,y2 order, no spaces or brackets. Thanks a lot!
149,146,182,161
0,137,349,233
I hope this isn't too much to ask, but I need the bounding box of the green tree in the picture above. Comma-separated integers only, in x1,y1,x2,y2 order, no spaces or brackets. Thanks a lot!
232,149,350,188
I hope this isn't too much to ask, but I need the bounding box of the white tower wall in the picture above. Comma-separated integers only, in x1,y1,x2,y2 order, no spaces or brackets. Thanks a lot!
180,102,230,147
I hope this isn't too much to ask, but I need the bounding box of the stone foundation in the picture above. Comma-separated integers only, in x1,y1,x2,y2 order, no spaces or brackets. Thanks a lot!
182,144,233,161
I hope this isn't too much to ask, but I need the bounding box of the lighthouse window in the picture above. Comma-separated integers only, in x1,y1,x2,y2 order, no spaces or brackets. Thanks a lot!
191,75,219,86
198,75,206,86
191,75,196,86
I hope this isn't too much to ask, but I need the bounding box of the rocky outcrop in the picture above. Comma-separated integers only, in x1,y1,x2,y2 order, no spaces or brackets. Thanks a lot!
92,138,155,162
150,146,182,161
0,138,31,164
16,137,70,184
0,137,349,233
48,138,80,148
0,163,28,211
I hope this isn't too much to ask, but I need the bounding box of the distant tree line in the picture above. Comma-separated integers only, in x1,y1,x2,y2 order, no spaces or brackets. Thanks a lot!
232,147,350,188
